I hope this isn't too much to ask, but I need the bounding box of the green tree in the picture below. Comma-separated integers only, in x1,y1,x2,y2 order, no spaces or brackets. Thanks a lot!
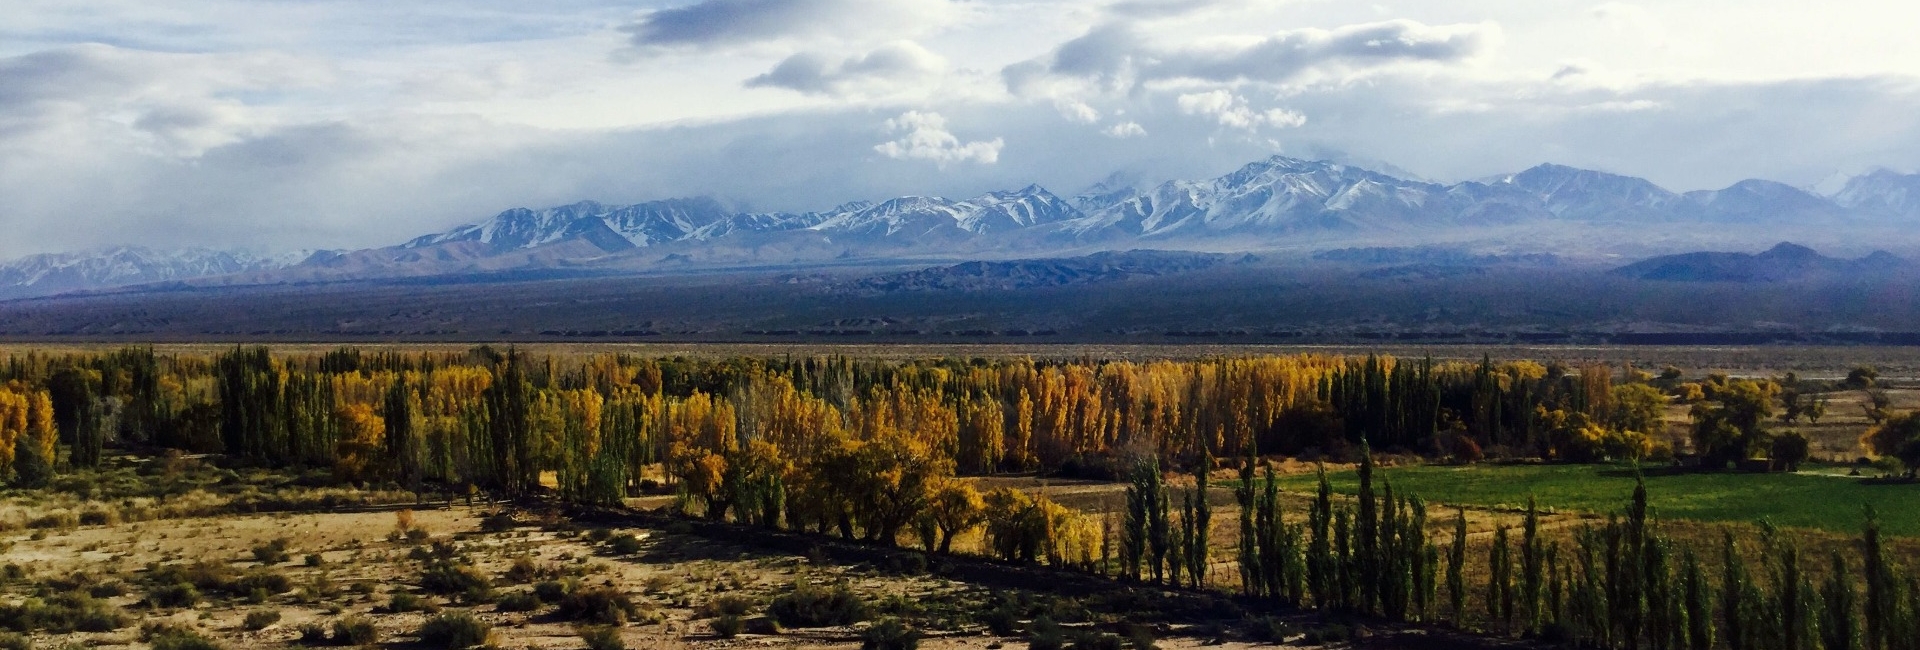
1690,379,1777,467
1448,508,1468,625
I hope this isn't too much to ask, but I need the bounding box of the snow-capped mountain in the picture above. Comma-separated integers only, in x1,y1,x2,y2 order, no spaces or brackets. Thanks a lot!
1056,157,1467,239
1678,180,1843,223
0,247,301,299
11,154,1919,300
403,198,736,253
1833,169,1920,218
805,185,1081,238
1485,163,1678,221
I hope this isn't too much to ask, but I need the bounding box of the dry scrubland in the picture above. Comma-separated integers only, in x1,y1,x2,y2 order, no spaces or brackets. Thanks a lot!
0,457,1483,650
0,457,1915,650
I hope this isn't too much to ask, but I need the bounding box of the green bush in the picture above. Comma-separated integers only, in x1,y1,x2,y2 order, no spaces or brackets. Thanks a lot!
769,581,868,628
252,539,292,565
494,590,541,612
148,626,223,650
503,557,544,584
1244,616,1293,643
0,631,27,650
556,585,640,625
296,622,329,645
387,591,440,614
606,533,643,555
243,609,282,631
0,593,128,633
417,611,491,650
699,594,758,618
862,617,921,650
149,583,202,609
712,614,745,639
532,579,575,604
1027,616,1065,650
234,569,292,596
420,561,492,603
331,615,378,646
978,601,1019,636
578,625,625,650
1067,632,1124,650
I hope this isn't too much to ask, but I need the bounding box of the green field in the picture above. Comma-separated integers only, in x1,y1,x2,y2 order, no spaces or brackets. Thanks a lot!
1272,462,1920,537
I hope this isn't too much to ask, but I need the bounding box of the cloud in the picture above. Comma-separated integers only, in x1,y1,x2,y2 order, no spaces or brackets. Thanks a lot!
745,41,944,95
622,0,954,53
1006,19,1497,94
872,111,1004,167
1055,99,1102,123
1103,121,1147,138
1177,90,1306,130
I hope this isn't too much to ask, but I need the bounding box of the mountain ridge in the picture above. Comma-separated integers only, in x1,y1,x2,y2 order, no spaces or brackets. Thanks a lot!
11,155,1920,299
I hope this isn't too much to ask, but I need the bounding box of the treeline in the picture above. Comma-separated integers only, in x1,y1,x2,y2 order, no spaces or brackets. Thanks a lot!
0,346,1742,492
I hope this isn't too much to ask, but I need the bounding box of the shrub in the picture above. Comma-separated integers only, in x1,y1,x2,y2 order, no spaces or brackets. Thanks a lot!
1067,632,1124,650
148,626,223,650
769,581,868,628
533,579,575,603
388,591,440,614
252,539,292,565
862,617,921,650
1124,624,1159,650
556,586,640,625
420,561,492,603
296,622,329,645
243,609,282,631
331,615,378,646
478,511,518,533
1244,617,1293,643
1027,616,1065,650
417,611,492,650
579,625,625,650
606,533,643,555
712,615,744,639
494,590,541,612
503,557,543,583
150,583,202,609
234,569,292,596
0,632,25,650
305,554,326,567
698,594,758,618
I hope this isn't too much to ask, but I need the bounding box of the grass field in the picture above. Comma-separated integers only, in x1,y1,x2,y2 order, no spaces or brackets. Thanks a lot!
1272,462,1920,537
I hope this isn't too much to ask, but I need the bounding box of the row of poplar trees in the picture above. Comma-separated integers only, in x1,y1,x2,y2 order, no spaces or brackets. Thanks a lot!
1217,443,1919,650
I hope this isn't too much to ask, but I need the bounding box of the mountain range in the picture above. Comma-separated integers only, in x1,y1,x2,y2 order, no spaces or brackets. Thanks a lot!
9,155,1920,299
1612,242,1909,283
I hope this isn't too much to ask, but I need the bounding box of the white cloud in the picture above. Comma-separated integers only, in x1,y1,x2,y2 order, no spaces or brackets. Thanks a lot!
873,111,1004,167
1177,90,1306,130
1103,121,1147,138
745,41,945,95
1055,99,1102,123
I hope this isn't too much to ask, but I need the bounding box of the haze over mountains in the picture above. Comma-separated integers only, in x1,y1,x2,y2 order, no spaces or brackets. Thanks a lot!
8,155,1920,299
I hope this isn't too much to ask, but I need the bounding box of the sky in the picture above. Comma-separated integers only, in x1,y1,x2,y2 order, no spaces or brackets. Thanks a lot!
4,0,1920,258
